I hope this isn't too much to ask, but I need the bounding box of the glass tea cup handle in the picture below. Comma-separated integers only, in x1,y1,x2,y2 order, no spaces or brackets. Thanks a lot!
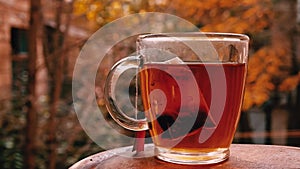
104,56,148,131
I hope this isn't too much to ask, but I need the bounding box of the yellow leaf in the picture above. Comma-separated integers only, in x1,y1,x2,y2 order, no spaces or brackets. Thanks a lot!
279,74,300,92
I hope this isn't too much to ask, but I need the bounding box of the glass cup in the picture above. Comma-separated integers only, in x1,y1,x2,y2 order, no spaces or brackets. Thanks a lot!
105,32,249,165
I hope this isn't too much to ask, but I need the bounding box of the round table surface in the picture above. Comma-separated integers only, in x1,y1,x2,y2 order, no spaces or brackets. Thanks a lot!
69,144,300,169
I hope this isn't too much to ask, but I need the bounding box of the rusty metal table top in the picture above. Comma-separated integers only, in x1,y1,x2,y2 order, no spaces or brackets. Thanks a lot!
69,144,300,169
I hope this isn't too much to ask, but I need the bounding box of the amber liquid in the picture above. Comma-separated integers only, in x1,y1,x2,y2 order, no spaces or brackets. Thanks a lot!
140,62,246,152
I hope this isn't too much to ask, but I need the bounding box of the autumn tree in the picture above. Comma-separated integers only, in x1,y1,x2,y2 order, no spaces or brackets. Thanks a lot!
21,0,98,168
25,0,43,168
42,1,74,168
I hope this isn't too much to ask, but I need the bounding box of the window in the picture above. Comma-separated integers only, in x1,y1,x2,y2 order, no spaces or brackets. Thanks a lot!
11,28,28,55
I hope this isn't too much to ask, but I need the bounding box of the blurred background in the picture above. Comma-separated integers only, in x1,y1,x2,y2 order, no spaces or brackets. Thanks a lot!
0,0,299,168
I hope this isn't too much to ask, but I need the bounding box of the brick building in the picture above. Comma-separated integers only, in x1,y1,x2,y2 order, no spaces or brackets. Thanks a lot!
0,0,90,106
0,0,29,102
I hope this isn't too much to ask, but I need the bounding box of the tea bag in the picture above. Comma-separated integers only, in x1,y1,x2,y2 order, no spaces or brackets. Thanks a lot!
157,57,217,138
165,56,216,120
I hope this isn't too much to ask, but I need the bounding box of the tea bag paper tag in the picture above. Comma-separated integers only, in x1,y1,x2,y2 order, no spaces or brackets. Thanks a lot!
162,57,184,64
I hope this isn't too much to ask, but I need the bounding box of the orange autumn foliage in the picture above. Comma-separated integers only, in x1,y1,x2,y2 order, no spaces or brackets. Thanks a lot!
243,46,290,110
279,73,300,92
163,0,273,33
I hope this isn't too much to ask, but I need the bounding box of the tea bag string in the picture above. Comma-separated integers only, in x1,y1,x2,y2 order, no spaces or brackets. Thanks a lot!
133,57,146,153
